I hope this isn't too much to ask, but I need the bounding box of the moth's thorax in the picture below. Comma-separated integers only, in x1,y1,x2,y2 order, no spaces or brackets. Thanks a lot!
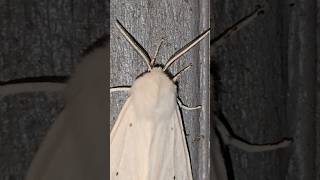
130,67,177,120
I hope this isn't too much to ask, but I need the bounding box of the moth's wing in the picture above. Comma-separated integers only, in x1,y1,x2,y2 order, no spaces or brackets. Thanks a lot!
110,97,135,174
25,47,107,180
110,97,133,141
213,132,229,180
111,97,152,180
141,104,193,180
173,105,193,180
110,103,193,180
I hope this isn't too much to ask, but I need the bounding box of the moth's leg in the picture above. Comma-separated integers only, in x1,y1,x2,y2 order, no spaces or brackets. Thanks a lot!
172,64,192,82
177,98,201,111
215,116,292,152
150,38,165,66
110,86,131,93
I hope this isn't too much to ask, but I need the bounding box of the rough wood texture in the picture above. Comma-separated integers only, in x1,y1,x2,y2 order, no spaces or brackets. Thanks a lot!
0,0,108,82
110,1,210,179
212,0,318,179
0,1,108,179
0,93,64,180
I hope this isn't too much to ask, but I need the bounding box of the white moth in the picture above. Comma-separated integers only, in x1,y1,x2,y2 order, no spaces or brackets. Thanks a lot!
110,20,210,180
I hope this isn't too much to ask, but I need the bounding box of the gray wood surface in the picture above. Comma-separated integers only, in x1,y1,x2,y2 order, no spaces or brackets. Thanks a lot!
110,1,210,179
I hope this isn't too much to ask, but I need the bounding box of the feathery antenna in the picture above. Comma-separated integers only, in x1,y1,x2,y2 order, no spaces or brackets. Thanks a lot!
115,19,152,71
163,29,210,71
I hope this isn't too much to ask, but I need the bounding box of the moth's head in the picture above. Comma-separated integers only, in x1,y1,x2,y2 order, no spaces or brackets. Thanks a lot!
115,19,210,82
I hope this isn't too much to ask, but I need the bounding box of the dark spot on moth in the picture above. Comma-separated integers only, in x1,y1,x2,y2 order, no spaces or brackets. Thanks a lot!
173,175,176,179
129,123,133,127
116,172,119,176
171,127,174,130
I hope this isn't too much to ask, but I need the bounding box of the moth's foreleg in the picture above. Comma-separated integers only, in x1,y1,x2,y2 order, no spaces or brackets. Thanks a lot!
150,38,165,66
110,86,131,93
172,64,192,82
177,98,201,111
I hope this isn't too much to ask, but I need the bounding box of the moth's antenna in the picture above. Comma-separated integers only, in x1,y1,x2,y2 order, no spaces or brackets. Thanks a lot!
163,29,210,71
172,64,192,82
115,19,152,71
151,38,165,67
